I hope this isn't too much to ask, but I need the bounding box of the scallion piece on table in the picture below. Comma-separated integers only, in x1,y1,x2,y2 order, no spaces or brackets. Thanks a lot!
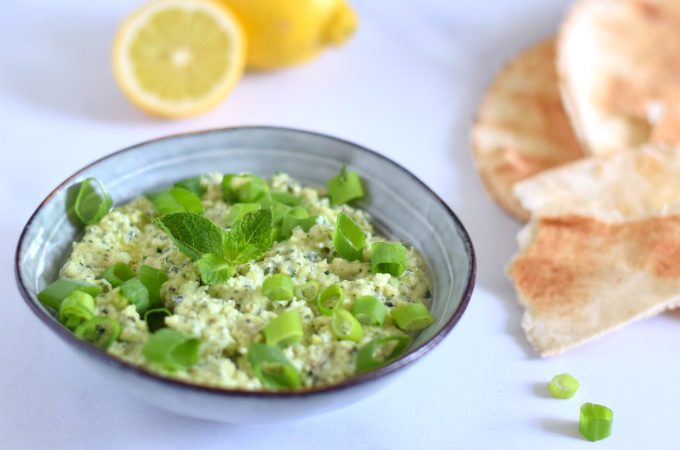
146,188,203,215
265,310,303,347
391,302,434,331
173,175,205,198
328,166,364,205
356,335,409,373
101,262,135,288
74,317,120,349
247,342,300,389
270,191,303,206
59,290,95,330
317,284,345,316
351,296,388,326
37,278,102,310
143,307,171,333
579,403,613,442
120,278,150,314
549,374,579,399
74,177,113,225
333,212,365,261
371,242,406,276
262,274,294,301
139,265,168,307
294,281,320,301
332,309,363,342
222,174,269,203
142,328,201,371
225,203,261,226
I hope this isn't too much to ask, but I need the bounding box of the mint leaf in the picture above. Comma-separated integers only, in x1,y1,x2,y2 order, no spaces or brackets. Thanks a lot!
223,209,273,265
197,253,236,285
154,212,223,260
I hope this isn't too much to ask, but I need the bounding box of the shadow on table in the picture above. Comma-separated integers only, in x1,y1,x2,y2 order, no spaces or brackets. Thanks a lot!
539,417,583,441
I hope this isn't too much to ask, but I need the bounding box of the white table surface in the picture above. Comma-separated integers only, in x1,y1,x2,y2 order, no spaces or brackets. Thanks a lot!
2,1,679,448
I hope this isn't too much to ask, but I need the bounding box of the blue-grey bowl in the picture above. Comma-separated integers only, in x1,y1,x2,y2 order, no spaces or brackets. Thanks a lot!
15,126,475,423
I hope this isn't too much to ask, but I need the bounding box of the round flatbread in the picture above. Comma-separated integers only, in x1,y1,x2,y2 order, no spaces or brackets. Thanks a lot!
471,38,584,221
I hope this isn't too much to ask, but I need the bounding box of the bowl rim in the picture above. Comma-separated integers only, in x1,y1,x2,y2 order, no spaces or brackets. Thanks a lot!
15,125,476,398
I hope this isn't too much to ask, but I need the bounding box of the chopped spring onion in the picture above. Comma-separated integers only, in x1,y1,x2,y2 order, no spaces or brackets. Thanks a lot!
257,193,292,224
197,253,236,286
328,166,364,205
142,328,200,371
332,309,363,342
317,284,345,316
333,212,365,261
279,214,324,241
549,374,579,399
351,296,388,326
74,317,120,349
74,178,113,225
262,274,294,301
265,310,303,347
223,174,268,203
371,242,406,276
37,278,102,310
579,403,613,442
247,342,300,389
120,278,150,314
144,308,171,333
294,281,320,301
145,188,203,215
168,188,203,214
59,290,95,330
101,262,135,288
356,335,410,373
173,175,205,198
391,302,434,331
139,265,168,307
270,191,303,206
225,203,261,226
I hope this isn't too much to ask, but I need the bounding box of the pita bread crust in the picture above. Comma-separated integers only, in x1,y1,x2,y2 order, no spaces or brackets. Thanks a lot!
472,38,584,221
558,0,680,156
509,213,680,357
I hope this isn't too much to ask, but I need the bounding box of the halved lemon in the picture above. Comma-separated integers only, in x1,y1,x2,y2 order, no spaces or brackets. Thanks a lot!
112,0,246,118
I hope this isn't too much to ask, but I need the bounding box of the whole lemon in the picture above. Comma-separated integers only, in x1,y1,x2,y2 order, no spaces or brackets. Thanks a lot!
222,0,357,70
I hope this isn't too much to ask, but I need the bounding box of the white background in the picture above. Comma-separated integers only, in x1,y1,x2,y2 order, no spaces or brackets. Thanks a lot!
2,1,679,448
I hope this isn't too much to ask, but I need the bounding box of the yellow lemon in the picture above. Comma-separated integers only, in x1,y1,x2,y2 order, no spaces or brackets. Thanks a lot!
222,0,357,70
112,0,246,118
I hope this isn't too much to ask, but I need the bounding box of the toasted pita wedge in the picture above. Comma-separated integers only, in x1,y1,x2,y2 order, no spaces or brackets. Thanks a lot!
558,0,680,156
514,143,680,220
508,213,680,357
472,38,584,221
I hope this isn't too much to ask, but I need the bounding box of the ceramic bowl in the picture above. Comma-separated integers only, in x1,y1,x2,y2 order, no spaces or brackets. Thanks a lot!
15,126,475,424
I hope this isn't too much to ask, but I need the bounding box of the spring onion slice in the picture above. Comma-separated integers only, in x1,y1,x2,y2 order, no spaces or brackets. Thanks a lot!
173,175,205,198
146,188,203,215
37,278,102,310
332,309,363,342
317,284,344,316
371,242,406,277
248,342,300,389
333,212,366,261
328,166,364,205
74,178,113,225
294,281,320,301
120,278,150,314
223,174,269,203
144,307,171,333
579,403,613,442
59,290,95,330
262,274,294,301
225,203,261,226
142,328,200,371
270,191,303,206
169,188,203,214
356,335,410,373
351,296,388,326
279,214,324,241
74,317,120,349
101,262,135,288
265,310,303,347
391,302,434,331
549,374,579,399
139,265,168,307
257,193,291,224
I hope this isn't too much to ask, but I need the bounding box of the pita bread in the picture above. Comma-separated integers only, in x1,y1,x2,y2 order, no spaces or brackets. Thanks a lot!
508,213,680,357
472,38,584,221
514,143,680,220
558,0,680,156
